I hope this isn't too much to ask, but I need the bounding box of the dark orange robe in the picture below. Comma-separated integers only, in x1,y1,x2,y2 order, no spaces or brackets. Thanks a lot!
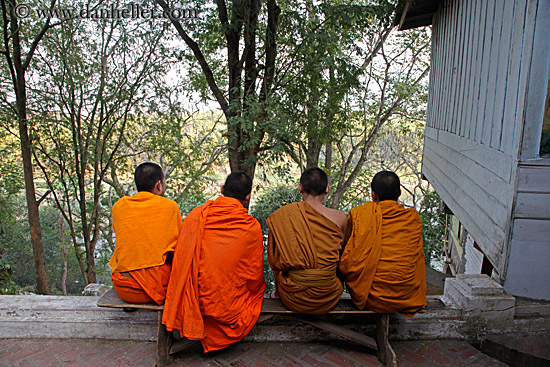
339,201,426,317
267,202,344,314
162,196,265,353
109,191,182,304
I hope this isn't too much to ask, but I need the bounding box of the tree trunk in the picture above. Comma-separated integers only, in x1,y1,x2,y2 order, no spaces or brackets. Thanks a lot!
60,216,67,295
7,4,49,294
85,242,97,284
17,96,49,294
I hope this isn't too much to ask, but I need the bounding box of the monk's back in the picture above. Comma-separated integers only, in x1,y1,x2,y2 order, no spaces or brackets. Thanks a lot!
267,201,344,314
340,201,426,316
375,201,424,283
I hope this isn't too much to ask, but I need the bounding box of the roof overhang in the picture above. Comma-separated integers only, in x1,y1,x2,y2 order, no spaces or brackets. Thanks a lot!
395,0,445,30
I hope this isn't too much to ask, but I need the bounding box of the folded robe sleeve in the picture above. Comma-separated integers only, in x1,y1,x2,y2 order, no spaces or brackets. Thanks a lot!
162,202,211,340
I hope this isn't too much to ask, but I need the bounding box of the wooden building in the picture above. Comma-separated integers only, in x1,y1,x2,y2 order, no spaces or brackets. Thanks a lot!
399,0,550,300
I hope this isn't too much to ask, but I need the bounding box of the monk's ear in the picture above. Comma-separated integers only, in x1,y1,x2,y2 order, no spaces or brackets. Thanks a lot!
298,183,304,194
153,180,163,196
371,189,378,202
244,193,251,203
325,185,330,195
221,185,225,196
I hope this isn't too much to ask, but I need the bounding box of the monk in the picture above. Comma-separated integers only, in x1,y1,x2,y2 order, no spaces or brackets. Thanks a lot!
267,167,348,314
109,162,182,305
339,170,426,317
162,171,266,353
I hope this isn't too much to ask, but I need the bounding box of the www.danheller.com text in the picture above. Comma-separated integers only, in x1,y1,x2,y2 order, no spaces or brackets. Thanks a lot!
14,3,198,21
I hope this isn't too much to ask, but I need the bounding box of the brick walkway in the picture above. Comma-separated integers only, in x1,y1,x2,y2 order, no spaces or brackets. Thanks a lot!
0,338,508,366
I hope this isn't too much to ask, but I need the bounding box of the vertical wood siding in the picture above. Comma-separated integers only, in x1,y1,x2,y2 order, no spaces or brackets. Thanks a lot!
422,0,539,277
426,0,533,152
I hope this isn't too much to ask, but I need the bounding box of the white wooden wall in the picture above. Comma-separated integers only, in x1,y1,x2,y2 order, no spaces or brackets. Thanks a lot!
505,161,550,299
422,0,547,286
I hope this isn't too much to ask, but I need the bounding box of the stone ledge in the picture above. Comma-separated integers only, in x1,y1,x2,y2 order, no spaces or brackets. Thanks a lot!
1,294,548,343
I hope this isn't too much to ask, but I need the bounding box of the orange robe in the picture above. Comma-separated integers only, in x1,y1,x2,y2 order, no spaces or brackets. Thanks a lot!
339,201,426,317
109,191,182,305
267,202,344,314
162,196,266,353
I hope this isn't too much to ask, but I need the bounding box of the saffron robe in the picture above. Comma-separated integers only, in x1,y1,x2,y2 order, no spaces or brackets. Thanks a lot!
109,191,182,304
162,196,266,353
339,201,426,317
111,264,171,304
267,202,344,314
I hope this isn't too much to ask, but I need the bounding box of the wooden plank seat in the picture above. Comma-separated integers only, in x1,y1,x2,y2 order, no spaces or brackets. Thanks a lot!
97,289,397,366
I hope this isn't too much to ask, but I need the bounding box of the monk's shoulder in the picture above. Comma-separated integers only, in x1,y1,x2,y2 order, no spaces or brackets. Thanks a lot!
404,207,422,224
112,195,131,213
249,215,262,234
186,202,207,218
157,196,180,211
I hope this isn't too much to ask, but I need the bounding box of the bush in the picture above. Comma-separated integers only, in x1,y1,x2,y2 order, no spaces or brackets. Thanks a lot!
419,191,447,270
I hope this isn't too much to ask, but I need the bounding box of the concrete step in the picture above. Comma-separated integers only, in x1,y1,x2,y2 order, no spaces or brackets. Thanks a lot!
480,332,550,367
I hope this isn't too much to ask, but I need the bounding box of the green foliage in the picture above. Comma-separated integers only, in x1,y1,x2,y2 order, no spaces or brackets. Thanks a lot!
38,205,93,295
0,193,90,295
419,191,447,269
0,192,34,293
1,0,435,293
251,184,301,235
0,242,20,295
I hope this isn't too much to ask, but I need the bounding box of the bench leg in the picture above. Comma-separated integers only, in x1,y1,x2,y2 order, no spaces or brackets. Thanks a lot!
376,314,397,367
156,310,173,367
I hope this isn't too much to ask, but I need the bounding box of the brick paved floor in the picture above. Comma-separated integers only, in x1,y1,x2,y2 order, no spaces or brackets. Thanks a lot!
0,338,509,367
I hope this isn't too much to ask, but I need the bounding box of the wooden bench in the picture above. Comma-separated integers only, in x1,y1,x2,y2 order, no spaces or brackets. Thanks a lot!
97,290,172,367
97,289,397,366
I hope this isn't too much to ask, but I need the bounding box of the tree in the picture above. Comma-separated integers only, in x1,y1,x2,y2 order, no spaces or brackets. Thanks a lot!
156,0,280,179
253,1,429,209
264,1,393,168
328,24,430,208
337,118,428,209
104,89,227,215
29,12,172,284
0,129,26,294
0,0,63,293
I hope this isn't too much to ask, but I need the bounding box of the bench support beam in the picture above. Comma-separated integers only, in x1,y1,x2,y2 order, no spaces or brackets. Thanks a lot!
377,314,397,367
288,314,396,366
156,311,173,367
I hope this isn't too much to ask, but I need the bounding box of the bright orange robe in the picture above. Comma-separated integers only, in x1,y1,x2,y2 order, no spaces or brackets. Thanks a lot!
111,264,171,304
339,201,426,317
109,191,182,304
162,196,266,353
267,202,344,314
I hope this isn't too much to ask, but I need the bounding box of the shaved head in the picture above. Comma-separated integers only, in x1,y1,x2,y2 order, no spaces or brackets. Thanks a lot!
135,162,164,192
300,167,328,196
371,171,401,201
223,171,253,201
